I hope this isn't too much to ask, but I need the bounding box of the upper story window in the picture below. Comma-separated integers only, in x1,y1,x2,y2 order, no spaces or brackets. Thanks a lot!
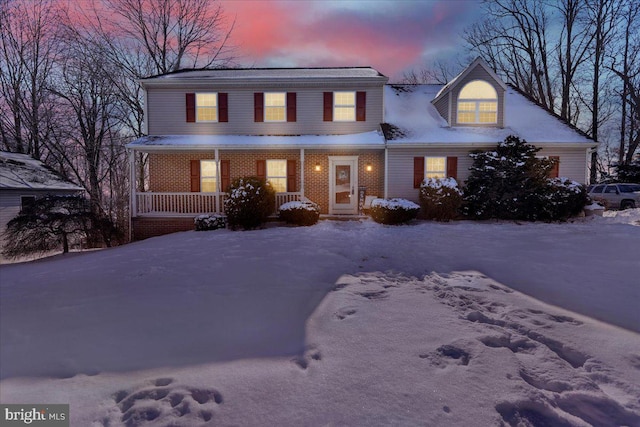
267,160,287,192
196,93,218,122
200,160,218,192
333,91,356,121
324,91,366,122
265,92,286,122
457,80,497,124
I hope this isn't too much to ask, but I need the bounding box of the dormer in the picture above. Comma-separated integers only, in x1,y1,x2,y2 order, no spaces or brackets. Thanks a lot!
431,57,507,128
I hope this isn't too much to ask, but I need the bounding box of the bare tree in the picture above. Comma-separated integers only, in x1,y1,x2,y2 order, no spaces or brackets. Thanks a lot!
401,58,466,84
0,0,62,157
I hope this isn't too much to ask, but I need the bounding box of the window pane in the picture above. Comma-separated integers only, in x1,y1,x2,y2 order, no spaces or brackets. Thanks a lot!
265,93,285,107
334,91,355,105
201,160,217,177
201,178,217,192
197,107,217,122
479,102,496,112
459,81,497,99
457,112,476,123
425,157,446,179
265,107,285,121
334,106,355,121
458,102,475,112
270,178,287,193
479,111,497,123
267,160,287,177
196,93,217,107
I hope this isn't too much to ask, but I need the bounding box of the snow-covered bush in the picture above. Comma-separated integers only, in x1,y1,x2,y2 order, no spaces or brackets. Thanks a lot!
224,177,276,230
279,200,320,226
463,135,556,221
194,214,226,231
537,178,587,221
369,198,420,225
419,177,463,221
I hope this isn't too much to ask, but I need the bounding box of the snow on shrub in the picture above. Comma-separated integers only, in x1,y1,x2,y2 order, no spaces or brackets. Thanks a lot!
279,200,321,226
369,198,420,225
194,214,226,231
537,178,587,221
224,177,276,230
419,178,463,221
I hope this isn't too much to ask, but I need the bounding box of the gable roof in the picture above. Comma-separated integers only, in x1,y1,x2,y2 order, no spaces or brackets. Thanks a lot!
0,151,84,191
432,57,508,105
383,84,595,146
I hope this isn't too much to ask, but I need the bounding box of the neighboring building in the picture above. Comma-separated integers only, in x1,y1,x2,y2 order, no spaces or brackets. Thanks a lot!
127,58,596,240
0,151,84,252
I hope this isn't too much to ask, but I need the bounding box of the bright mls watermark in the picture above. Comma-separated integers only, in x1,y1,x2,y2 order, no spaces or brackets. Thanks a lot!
1,405,69,426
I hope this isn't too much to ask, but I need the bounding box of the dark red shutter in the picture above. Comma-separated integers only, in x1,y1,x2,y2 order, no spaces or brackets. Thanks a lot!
256,160,266,180
254,93,264,122
220,160,230,192
190,160,200,192
356,91,366,121
286,160,296,192
287,92,297,122
446,157,458,180
218,93,228,122
186,93,196,122
413,157,424,188
549,156,560,178
323,92,333,121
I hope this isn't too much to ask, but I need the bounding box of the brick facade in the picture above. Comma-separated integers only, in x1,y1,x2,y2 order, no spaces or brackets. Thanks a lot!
132,217,196,240
147,149,385,214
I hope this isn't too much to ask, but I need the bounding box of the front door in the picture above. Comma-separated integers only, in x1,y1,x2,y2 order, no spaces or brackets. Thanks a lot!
329,156,358,214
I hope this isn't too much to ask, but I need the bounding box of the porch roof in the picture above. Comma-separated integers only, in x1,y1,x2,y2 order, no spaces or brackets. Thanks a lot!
127,131,386,151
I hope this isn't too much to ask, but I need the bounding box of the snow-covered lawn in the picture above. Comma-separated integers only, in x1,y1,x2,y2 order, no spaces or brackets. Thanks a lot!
1,212,639,426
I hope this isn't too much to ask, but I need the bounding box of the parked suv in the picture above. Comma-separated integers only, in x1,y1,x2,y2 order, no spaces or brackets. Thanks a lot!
587,183,640,209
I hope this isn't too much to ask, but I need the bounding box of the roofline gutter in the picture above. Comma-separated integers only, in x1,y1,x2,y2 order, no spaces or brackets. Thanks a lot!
386,142,597,149
126,144,386,152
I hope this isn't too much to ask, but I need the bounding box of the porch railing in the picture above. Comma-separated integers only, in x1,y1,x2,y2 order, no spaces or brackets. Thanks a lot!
134,191,303,217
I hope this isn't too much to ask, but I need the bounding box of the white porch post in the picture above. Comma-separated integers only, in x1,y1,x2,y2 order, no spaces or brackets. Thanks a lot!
384,147,389,199
215,148,220,213
300,148,305,198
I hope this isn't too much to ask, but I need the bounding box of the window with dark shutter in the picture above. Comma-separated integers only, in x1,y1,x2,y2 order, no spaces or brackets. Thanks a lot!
287,159,296,192
254,93,264,122
323,92,333,121
186,93,196,123
287,92,297,122
218,93,228,122
446,157,458,180
356,91,366,121
413,157,424,188
190,160,200,192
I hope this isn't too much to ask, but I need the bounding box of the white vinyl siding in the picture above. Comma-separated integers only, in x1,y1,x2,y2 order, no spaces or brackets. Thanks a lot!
147,87,383,135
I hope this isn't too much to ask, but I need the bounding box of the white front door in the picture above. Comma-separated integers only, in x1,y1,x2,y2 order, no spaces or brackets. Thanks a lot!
329,156,358,214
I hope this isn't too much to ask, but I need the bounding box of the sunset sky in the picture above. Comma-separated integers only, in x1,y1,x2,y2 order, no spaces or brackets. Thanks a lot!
220,0,483,81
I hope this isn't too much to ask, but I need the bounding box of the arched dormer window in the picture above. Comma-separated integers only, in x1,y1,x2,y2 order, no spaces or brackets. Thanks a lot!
457,80,497,124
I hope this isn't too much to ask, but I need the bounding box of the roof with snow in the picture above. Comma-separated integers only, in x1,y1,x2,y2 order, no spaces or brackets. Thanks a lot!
383,84,596,146
142,67,387,84
0,151,84,191
127,131,386,151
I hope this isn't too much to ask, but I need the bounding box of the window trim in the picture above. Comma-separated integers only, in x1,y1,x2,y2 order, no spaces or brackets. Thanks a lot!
264,92,287,122
200,159,219,192
196,92,218,123
266,159,287,193
457,80,498,125
333,91,356,122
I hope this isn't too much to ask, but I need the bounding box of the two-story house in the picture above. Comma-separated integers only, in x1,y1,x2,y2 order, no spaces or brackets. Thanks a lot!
128,58,596,240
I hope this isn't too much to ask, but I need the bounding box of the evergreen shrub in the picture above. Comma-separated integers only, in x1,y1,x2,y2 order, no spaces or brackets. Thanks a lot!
279,200,320,226
224,177,276,230
370,198,420,225
194,214,227,231
419,177,463,221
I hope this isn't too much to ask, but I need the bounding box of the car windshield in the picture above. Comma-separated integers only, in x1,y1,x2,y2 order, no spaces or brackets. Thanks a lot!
618,184,640,193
